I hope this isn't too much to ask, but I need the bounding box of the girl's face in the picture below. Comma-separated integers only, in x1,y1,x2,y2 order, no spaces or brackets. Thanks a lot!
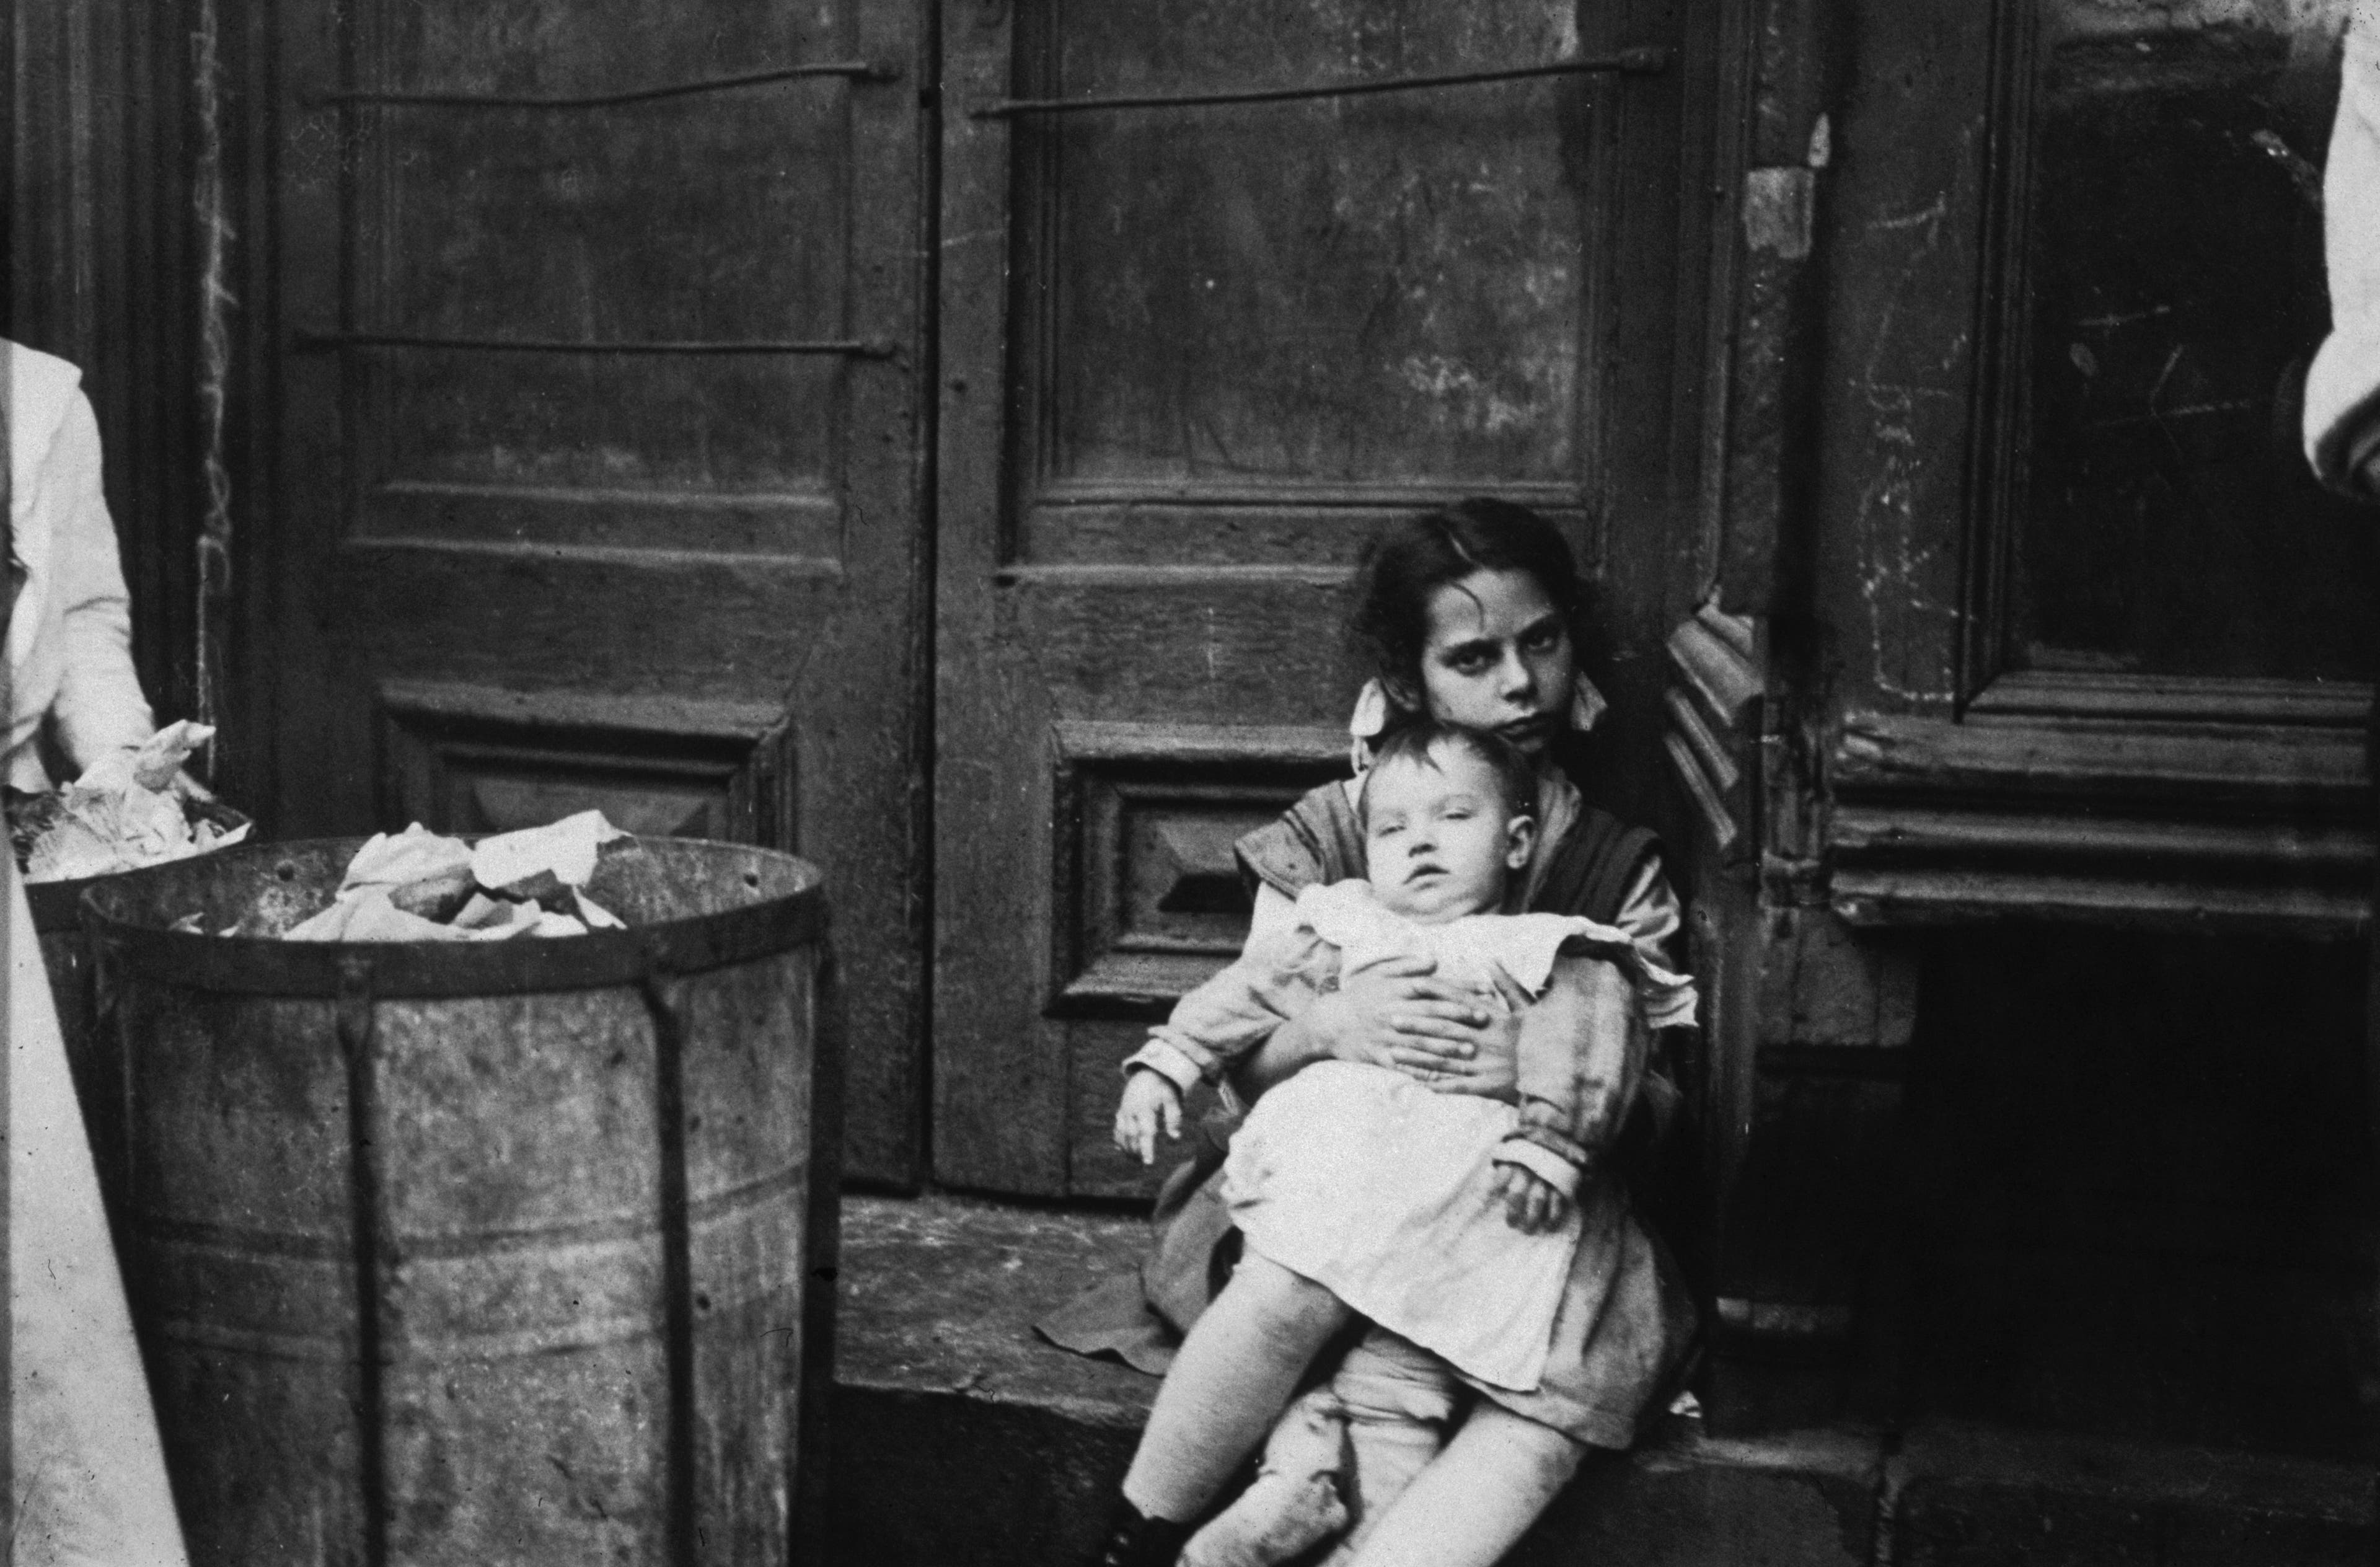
1415,568,1577,758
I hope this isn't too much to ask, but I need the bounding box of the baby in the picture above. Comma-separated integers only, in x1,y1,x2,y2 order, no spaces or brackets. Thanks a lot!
1108,721,1679,1566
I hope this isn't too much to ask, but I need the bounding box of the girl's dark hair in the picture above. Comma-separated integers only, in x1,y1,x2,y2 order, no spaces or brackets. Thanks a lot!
1347,497,1600,700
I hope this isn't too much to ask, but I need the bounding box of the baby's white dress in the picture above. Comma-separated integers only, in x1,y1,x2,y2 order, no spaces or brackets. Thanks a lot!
1218,881,1623,1393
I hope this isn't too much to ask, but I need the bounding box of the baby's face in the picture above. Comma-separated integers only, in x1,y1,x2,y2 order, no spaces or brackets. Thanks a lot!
1360,744,1532,924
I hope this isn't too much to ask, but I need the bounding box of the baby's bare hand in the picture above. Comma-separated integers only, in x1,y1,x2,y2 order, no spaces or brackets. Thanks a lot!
1113,1072,1184,1166
1491,1164,1573,1235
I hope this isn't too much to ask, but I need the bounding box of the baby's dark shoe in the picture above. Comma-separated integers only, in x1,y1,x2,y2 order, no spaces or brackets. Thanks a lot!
1085,1498,1192,1567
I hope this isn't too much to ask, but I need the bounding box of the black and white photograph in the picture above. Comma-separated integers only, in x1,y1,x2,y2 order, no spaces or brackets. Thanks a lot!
4,0,2378,1561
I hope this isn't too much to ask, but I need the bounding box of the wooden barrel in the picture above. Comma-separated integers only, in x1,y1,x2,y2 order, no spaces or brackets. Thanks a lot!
82,836,842,1567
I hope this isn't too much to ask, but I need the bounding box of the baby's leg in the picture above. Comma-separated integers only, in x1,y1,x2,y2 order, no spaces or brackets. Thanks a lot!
1179,1385,1351,1567
1121,1251,1354,1525
1339,1403,1584,1567
1320,1330,1459,1565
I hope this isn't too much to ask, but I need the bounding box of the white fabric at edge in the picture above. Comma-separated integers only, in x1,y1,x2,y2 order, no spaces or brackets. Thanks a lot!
9,860,190,1566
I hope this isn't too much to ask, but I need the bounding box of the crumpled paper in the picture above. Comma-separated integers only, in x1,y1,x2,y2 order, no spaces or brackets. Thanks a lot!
281,813,627,942
23,722,250,883
342,823,474,893
470,810,628,901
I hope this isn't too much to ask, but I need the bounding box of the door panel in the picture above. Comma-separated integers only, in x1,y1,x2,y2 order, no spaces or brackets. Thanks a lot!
1798,0,2372,930
1039,6,1599,492
2014,15,2375,682
936,0,1657,1196
1016,0,1605,529
257,0,929,1185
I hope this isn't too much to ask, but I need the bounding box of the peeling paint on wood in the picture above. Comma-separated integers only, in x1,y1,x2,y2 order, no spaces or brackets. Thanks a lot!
1743,167,1815,260
2049,0,2363,44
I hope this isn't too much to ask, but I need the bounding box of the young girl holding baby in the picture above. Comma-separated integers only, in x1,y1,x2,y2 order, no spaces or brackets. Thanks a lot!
1055,499,1699,1567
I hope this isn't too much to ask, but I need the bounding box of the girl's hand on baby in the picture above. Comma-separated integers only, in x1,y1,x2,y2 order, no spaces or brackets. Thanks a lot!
1331,958,1499,1069
1114,1070,1184,1165
1405,969,1528,1097
1490,1165,1572,1234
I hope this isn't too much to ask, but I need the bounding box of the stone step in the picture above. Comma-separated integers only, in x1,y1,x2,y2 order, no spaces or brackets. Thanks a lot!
824,1194,2374,1566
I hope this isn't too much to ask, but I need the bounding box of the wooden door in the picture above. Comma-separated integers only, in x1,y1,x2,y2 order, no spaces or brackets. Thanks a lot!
1662,0,2380,1431
934,0,1713,1196
241,0,931,1185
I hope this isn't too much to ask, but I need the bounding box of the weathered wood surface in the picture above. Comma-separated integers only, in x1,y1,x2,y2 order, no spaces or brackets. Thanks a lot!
1801,0,1996,718
1032,4,1601,491
1828,707,2371,929
935,0,1716,1196
1677,0,2380,1441
1792,0,2373,718
247,0,932,1185
1664,605,1761,862
1770,0,2374,917
1714,0,1839,616
1835,710,2366,804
